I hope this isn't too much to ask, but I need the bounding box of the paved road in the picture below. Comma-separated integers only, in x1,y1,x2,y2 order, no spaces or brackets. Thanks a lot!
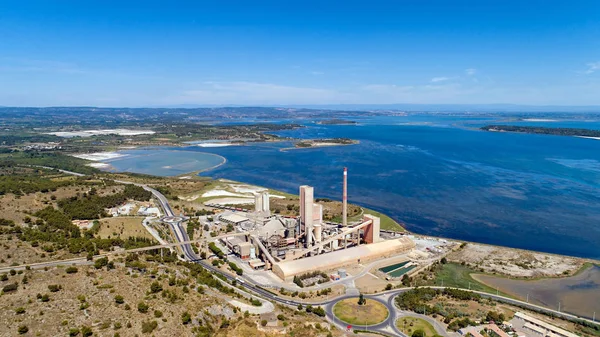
33,167,599,336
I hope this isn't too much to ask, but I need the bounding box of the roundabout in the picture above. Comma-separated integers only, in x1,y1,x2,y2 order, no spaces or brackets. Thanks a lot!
160,216,186,224
332,296,390,326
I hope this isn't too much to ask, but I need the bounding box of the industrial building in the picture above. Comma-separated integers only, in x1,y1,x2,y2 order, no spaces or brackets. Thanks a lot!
512,312,579,337
210,168,416,281
272,236,415,280
254,191,270,215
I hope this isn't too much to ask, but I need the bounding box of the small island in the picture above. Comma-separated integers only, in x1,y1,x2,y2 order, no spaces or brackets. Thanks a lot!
280,138,359,151
316,119,358,125
481,125,600,139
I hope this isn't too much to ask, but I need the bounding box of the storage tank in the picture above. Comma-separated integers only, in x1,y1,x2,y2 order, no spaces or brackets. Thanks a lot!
338,269,347,278
313,224,322,242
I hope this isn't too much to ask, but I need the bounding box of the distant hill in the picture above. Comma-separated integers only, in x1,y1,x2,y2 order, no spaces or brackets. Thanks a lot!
284,104,600,113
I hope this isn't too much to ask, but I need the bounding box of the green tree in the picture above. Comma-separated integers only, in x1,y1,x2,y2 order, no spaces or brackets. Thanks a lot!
412,329,425,337
358,293,366,305
94,257,108,269
18,326,29,334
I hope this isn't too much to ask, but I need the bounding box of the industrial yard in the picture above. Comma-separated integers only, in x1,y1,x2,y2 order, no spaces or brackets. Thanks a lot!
180,168,454,292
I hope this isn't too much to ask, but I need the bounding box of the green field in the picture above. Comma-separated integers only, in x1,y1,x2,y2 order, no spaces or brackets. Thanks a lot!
333,298,389,326
426,263,511,297
363,209,405,232
396,317,437,337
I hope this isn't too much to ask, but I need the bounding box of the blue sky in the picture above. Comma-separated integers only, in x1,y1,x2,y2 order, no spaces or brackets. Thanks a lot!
1,0,600,107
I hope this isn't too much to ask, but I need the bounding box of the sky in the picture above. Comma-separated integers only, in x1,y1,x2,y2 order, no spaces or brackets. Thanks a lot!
1,0,600,107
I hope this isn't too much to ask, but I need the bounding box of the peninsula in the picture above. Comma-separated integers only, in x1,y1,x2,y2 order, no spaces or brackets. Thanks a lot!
481,125,600,138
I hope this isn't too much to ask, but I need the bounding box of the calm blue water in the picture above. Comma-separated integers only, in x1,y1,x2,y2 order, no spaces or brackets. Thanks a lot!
105,116,600,259
104,148,225,176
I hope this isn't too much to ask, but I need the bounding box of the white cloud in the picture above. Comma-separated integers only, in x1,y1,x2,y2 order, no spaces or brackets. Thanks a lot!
431,77,449,83
169,81,347,105
584,62,600,74
465,68,477,76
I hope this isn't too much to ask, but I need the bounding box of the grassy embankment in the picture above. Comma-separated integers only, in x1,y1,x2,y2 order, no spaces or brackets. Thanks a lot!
396,317,437,337
333,298,389,325
423,263,512,297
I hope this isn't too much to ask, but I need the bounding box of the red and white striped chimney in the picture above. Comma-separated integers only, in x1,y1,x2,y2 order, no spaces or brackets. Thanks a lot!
343,167,348,227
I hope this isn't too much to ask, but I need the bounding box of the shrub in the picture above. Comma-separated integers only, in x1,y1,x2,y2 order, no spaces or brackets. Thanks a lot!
0,274,7,281
149,281,163,294
260,320,267,327
154,310,163,318
48,284,62,292
81,326,93,336
68,328,80,336
18,325,29,334
141,320,158,333
66,266,78,274
2,282,18,293
114,295,124,304
94,257,109,269
312,306,326,317
137,302,149,313
277,314,285,321
15,307,26,314
10,269,16,276
181,311,191,324
385,283,393,290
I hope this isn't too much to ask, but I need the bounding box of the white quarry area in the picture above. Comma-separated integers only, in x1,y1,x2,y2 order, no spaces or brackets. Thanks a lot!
201,190,248,198
48,129,155,138
230,184,267,194
207,197,255,205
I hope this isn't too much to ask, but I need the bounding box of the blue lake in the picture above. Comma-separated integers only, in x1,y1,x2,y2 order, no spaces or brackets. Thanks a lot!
103,116,600,259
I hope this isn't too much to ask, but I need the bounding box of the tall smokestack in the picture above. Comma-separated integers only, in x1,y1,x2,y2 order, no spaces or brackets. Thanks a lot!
343,167,347,227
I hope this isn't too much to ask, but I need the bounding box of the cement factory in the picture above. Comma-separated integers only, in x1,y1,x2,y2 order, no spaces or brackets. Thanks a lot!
210,168,415,281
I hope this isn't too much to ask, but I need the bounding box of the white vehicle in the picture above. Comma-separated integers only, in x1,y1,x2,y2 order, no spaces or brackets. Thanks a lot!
235,277,245,284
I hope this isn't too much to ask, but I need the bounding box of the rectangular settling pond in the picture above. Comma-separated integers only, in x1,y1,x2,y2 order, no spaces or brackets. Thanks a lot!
379,261,412,275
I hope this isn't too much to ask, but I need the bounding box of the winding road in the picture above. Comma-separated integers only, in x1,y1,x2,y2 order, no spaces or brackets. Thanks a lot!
26,167,599,336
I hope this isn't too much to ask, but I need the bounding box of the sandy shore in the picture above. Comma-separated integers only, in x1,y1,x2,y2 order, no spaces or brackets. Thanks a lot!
196,143,235,147
72,152,127,161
